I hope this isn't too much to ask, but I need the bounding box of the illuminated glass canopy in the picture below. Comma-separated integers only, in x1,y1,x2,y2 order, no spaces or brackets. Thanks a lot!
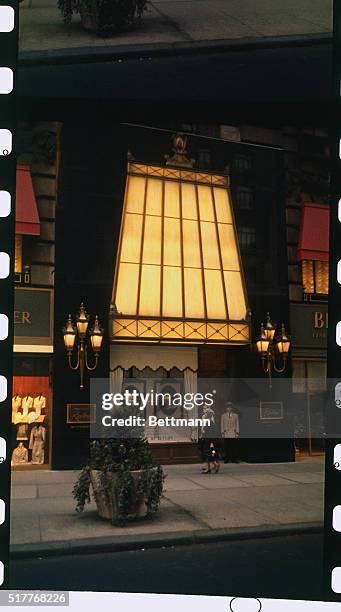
110,160,250,345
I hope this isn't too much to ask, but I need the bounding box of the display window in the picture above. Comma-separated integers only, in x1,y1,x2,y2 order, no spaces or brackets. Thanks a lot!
11,374,50,469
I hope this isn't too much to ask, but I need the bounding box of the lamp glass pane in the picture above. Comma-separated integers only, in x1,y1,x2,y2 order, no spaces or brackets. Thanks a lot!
120,213,143,263
77,319,88,335
257,338,269,354
277,340,290,354
163,266,183,317
125,175,145,213
264,323,276,340
64,332,76,349
91,334,103,351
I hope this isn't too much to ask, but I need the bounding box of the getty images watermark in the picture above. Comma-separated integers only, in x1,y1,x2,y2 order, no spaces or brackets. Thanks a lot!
89,377,341,440
101,387,216,428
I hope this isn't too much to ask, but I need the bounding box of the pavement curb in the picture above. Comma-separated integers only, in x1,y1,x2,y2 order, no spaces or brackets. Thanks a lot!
10,521,323,559
18,32,332,66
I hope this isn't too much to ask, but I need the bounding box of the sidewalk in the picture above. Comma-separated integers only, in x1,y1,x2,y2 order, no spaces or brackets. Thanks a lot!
19,0,332,59
10,459,324,555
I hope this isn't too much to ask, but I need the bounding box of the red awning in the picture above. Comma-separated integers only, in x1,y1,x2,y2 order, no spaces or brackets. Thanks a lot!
16,164,40,236
297,202,329,262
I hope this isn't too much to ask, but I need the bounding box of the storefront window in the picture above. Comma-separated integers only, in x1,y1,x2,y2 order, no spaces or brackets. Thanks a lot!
302,259,329,295
292,360,306,393
292,359,327,393
11,370,50,468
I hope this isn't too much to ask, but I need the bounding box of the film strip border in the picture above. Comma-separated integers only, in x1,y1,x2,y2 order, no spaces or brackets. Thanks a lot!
324,1,341,599
0,0,17,590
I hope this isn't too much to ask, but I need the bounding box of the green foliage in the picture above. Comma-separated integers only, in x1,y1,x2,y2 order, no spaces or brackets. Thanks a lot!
73,412,164,521
58,0,148,32
73,465,91,514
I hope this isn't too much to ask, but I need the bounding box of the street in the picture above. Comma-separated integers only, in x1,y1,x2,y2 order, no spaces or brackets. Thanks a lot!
9,532,323,600
17,41,331,125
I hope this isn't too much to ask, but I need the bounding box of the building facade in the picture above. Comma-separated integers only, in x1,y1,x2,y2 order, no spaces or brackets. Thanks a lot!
11,122,58,469
13,121,324,470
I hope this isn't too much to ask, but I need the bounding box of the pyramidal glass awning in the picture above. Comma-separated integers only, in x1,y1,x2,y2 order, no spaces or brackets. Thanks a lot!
110,145,250,345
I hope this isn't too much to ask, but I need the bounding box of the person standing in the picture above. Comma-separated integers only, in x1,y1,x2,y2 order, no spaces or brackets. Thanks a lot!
221,402,240,463
200,404,219,473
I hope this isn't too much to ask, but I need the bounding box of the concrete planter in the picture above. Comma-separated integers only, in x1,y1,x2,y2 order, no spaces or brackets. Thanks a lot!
79,0,143,34
90,468,152,520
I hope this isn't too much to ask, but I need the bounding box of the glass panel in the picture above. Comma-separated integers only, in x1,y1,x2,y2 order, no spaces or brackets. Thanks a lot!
164,181,180,218
292,360,306,393
182,219,201,268
218,224,240,271
15,235,22,273
184,322,206,340
163,266,183,317
161,321,185,339
145,178,162,216
207,322,228,341
181,182,198,219
139,265,161,317
224,271,246,320
142,215,162,265
204,269,226,319
302,260,314,293
307,361,327,392
214,187,233,223
315,261,329,295
226,323,249,342
197,185,214,221
138,320,161,338
201,222,220,269
120,213,143,263
164,218,181,266
115,262,139,315
125,175,145,214
184,268,205,318
113,319,137,337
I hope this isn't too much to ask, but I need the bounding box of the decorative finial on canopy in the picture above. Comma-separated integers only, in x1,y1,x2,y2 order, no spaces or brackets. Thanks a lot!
165,133,195,168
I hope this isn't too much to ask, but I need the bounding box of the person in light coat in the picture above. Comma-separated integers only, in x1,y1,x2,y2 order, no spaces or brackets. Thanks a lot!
221,402,240,463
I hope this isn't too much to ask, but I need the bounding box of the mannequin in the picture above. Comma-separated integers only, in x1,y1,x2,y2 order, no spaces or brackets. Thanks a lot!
16,422,28,441
11,442,28,465
33,392,46,418
12,393,22,424
29,424,45,464
21,394,33,418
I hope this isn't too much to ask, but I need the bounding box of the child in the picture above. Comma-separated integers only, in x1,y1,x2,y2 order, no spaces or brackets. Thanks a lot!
202,440,220,473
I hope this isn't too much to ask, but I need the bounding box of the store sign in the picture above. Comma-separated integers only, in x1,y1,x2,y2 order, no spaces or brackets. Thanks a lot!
14,287,53,346
290,303,328,348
